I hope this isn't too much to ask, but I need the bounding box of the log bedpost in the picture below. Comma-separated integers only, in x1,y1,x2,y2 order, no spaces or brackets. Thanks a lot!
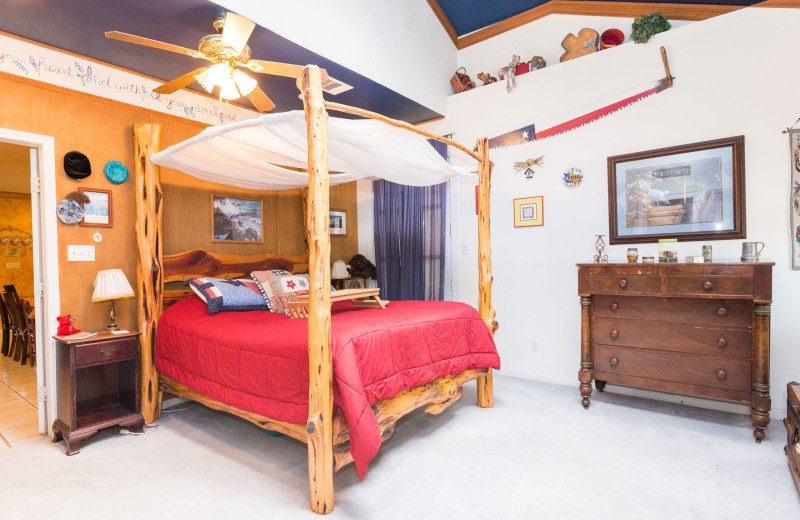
476,138,496,408
302,65,335,515
133,123,164,424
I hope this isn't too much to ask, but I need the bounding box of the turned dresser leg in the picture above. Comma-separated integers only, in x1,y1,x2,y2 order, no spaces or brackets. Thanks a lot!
579,296,594,409
751,303,771,443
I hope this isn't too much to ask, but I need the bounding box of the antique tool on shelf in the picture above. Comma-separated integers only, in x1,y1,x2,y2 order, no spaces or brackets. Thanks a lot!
488,46,675,149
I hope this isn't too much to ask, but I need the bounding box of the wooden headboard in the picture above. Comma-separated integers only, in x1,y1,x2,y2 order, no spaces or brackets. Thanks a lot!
163,248,308,306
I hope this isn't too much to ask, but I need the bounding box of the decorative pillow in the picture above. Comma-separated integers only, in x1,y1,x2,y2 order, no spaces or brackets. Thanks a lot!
279,290,309,314
251,270,290,313
186,277,269,314
269,273,310,315
189,278,252,304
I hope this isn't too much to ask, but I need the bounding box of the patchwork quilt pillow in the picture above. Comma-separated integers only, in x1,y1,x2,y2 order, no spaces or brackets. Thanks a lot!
270,273,310,315
251,270,290,313
186,277,269,314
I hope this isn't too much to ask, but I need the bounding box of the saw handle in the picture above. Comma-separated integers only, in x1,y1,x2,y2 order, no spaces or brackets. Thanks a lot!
660,46,674,88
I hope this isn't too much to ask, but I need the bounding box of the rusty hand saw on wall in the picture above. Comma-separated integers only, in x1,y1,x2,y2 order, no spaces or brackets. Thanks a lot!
488,47,675,150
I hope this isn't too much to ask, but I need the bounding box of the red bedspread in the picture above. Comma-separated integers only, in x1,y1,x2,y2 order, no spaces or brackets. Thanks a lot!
155,296,500,478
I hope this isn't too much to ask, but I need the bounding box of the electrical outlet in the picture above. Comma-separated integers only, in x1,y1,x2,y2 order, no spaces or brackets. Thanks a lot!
461,243,469,255
67,245,95,262
530,340,538,353
5,262,20,269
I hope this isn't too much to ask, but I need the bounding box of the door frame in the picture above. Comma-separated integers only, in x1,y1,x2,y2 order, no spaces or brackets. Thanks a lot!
0,128,59,434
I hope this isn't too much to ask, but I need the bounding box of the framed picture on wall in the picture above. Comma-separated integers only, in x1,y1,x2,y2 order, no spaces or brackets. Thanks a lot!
329,209,348,237
211,194,264,243
78,188,112,227
514,196,543,227
607,136,746,244
344,277,365,289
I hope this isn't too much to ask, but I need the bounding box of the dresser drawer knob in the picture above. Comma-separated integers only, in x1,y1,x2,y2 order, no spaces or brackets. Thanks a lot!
610,357,619,367
100,346,117,357
610,329,619,338
618,279,628,288
610,302,619,310
717,338,728,348
716,370,727,380
718,307,728,316
703,281,714,291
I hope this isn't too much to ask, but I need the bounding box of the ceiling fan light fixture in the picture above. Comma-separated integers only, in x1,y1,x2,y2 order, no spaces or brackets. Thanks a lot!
233,70,257,96
194,70,215,93
219,77,240,101
208,62,232,86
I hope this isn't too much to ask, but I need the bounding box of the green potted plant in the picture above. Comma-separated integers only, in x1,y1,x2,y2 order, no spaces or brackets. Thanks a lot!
631,12,671,44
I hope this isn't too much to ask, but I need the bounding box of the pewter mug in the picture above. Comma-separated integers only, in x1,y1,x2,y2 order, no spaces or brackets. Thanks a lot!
741,241,765,262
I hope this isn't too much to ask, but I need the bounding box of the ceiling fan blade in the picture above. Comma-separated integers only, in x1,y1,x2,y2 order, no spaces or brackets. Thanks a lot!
105,31,209,60
221,12,255,55
244,60,306,78
247,86,276,113
153,67,209,95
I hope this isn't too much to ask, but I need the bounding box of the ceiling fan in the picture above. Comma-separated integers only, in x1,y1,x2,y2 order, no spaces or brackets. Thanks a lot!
106,12,330,112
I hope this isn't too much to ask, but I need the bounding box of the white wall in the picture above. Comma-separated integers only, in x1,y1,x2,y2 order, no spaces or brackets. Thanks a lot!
213,0,456,115
420,7,800,418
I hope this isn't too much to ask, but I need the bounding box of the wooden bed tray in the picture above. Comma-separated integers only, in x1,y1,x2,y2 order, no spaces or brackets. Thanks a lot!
133,65,497,515
286,288,387,318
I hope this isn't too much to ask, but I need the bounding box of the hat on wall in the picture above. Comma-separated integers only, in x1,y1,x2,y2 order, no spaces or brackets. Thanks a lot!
63,151,91,179
103,160,128,184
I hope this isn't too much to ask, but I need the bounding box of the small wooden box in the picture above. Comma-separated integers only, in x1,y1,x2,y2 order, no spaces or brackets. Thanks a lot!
786,382,800,496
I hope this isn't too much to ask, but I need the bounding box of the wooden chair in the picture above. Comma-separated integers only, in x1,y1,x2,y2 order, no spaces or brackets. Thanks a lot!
2,291,23,363
0,292,10,357
3,286,29,366
21,299,35,366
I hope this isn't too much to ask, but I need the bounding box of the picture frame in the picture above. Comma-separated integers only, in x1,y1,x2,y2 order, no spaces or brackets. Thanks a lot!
344,277,365,289
211,194,264,243
78,188,112,227
329,209,348,237
514,196,543,227
607,136,746,244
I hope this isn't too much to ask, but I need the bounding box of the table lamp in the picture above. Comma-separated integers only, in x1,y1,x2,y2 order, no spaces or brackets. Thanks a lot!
91,268,135,330
331,260,350,279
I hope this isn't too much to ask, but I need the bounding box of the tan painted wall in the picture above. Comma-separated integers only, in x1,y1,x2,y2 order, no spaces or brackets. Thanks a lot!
0,73,358,332
0,142,31,193
0,193,34,296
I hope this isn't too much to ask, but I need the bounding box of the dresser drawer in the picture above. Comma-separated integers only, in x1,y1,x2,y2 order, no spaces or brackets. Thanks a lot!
589,274,661,294
593,295,753,326
593,318,752,359
74,338,139,367
593,345,751,392
665,275,753,297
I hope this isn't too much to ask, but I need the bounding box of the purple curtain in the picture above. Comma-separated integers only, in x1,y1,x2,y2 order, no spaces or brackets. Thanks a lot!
374,140,447,301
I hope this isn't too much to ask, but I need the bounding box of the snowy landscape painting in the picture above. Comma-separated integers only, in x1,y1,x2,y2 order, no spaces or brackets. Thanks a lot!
212,195,263,243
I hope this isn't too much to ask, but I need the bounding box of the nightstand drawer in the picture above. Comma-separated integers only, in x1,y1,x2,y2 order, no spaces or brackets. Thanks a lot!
74,337,138,367
592,318,752,359
593,295,753,326
665,275,753,297
593,345,751,392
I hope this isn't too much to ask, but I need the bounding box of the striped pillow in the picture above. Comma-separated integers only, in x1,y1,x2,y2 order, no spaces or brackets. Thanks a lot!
251,270,290,313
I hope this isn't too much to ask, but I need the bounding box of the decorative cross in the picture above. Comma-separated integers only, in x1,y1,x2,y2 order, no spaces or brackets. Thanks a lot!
498,55,521,93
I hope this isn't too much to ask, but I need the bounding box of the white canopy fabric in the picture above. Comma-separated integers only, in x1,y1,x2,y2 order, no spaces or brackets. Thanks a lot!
150,110,477,190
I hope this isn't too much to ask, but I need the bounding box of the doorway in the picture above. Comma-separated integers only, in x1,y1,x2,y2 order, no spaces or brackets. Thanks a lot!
0,129,60,443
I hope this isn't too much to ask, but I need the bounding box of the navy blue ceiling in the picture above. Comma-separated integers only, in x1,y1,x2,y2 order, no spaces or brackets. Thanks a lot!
437,0,761,37
0,0,441,124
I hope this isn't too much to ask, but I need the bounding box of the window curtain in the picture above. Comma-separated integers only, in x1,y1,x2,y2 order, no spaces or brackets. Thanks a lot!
374,140,447,301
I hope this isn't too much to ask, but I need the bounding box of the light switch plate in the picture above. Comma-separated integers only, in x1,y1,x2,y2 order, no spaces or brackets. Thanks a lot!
5,262,20,269
67,245,95,262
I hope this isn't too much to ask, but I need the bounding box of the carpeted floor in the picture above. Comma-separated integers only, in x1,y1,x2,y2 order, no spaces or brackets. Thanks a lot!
0,376,797,519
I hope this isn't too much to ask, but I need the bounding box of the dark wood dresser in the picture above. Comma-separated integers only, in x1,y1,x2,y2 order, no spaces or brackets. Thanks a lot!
577,261,773,441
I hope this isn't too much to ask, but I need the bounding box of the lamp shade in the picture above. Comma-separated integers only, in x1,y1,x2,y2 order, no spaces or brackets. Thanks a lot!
92,269,135,302
331,259,350,278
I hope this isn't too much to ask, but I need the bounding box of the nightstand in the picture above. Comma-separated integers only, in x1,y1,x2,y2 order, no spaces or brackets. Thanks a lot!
52,331,144,455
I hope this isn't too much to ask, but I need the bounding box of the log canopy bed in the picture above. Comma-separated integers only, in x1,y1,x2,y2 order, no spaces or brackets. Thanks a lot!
132,66,499,514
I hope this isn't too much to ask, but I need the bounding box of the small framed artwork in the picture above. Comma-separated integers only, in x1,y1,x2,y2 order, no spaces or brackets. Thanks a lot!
344,277,365,289
329,209,348,237
607,136,745,244
211,194,264,243
514,196,543,227
79,188,112,227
